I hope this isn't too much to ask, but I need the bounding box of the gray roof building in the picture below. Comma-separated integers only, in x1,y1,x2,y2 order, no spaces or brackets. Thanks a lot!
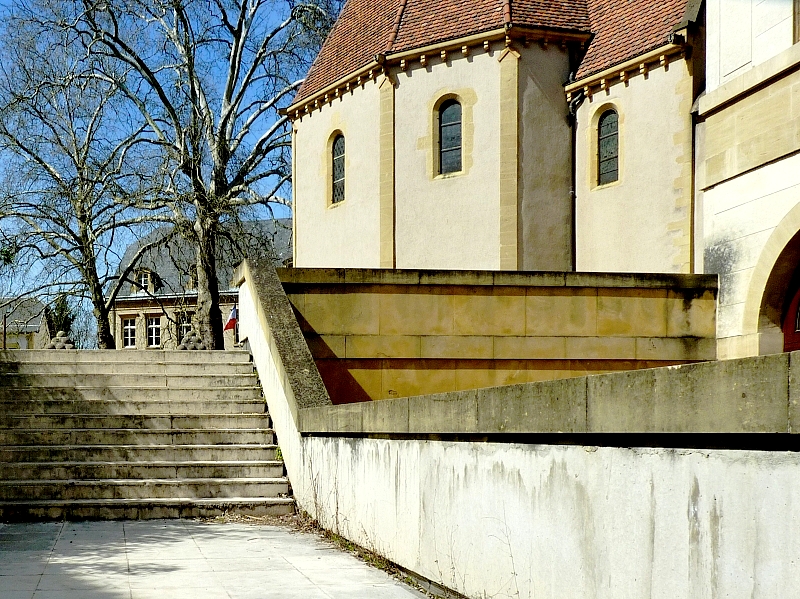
114,219,292,299
0,298,47,334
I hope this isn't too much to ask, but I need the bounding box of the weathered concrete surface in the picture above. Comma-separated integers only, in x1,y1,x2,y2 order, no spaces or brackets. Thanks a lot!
301,437,800,599
239,260,800,599
301,353,797,435
233,260,331,411
588,354,790,432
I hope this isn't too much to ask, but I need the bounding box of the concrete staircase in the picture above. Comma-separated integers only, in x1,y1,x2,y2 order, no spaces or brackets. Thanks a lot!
0,350,293,520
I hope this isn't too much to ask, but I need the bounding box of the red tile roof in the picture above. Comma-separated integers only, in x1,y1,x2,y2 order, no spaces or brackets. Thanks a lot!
294,0,403,104
576,0,688,79
293,0,689,105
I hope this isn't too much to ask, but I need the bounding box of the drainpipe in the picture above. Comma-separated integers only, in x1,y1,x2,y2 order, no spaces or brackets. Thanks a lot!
568,87,586,272
3,311,7,350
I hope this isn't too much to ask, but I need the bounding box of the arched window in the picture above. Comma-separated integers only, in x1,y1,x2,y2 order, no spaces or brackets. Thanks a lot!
332,134,345,203
598,109,619,185
439,100,462,174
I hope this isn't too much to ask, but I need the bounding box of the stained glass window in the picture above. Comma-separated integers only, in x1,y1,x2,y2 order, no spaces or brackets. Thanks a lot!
598,110,619,185
332,134,345,203
439,100,462,174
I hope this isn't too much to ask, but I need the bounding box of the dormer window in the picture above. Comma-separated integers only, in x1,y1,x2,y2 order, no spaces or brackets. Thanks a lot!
133,269,158,294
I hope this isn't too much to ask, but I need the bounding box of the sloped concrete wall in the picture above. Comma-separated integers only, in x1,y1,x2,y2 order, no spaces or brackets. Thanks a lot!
237,260,800,599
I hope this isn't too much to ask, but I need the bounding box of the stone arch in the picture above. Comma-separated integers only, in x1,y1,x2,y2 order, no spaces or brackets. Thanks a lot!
742,201,800,354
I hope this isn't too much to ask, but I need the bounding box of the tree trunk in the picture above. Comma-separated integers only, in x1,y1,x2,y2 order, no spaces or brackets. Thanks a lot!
94,302,115,349
195,218,224,350
84,251,116,349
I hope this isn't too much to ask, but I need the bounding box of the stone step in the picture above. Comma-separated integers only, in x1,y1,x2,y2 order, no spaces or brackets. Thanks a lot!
0,414,271,430
0,373,260,388
0,350,252,364
2,361,256,376
0,428,274,446
0,497,295,521
0,444,278,462
0,398,267,415
0,350,294,521
0,461,284,480
0,478,289,500
0,385,263,402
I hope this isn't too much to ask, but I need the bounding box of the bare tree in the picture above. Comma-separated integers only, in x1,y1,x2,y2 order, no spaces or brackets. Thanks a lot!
59,0,336,348
0,8,170,348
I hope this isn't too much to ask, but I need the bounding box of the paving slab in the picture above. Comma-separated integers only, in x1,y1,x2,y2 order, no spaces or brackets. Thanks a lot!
0,520,428,599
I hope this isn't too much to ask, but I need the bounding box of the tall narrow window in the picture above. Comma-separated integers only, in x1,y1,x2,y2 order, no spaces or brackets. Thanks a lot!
439,100,462,174
598,110,619,185
332,134,345,203
122,318,136,348
147,316,161,348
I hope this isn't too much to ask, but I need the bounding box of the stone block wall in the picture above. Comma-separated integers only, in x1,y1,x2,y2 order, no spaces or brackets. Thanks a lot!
279,268,717,403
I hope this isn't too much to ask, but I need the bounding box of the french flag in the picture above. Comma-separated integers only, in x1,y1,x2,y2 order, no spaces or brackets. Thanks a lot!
224,305,238,331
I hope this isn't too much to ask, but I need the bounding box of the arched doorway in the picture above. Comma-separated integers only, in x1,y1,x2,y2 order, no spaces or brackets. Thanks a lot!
739,203,800,357
784,284,800,351
751,229,800,354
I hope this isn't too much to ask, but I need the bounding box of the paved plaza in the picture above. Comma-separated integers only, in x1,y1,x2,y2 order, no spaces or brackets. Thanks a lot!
0,519,428,599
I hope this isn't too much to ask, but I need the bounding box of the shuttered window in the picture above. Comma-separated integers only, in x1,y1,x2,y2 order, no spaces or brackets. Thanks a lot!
598,110,619,185
439,100,462,174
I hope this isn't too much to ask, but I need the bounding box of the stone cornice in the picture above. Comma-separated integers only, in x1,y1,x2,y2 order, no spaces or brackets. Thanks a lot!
286,26,591,121
565,42,685,102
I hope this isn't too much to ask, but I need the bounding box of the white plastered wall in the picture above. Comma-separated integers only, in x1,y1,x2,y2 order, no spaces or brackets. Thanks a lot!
706,0,794,92
292,80,382,268
703,153,800,354
575,60,693,273
393,50,502,270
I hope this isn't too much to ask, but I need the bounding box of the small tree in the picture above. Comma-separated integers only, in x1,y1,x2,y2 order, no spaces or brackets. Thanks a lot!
45,294,75,336
63,0,336,348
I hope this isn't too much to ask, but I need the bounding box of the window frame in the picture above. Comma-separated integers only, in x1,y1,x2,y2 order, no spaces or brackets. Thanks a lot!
438,99,463,175
177,311,194,341
134,270,151,293
597,108,620,187
146,316,161,348
122,318,136,348
331,133,345,204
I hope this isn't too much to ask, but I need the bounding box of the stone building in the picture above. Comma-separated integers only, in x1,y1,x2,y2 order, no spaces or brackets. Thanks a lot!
0,298,50,350
110,220,290,349
287,0,800,361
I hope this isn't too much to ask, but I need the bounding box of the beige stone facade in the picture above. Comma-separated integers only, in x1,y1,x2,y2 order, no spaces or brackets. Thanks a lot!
698,41,800,357
111,295,240,350
573,54,694,274
292,39,574,272
289,2,800,360
280,268,716,403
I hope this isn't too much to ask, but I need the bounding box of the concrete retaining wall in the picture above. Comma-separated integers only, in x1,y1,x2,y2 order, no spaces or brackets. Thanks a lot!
236,260,800,599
